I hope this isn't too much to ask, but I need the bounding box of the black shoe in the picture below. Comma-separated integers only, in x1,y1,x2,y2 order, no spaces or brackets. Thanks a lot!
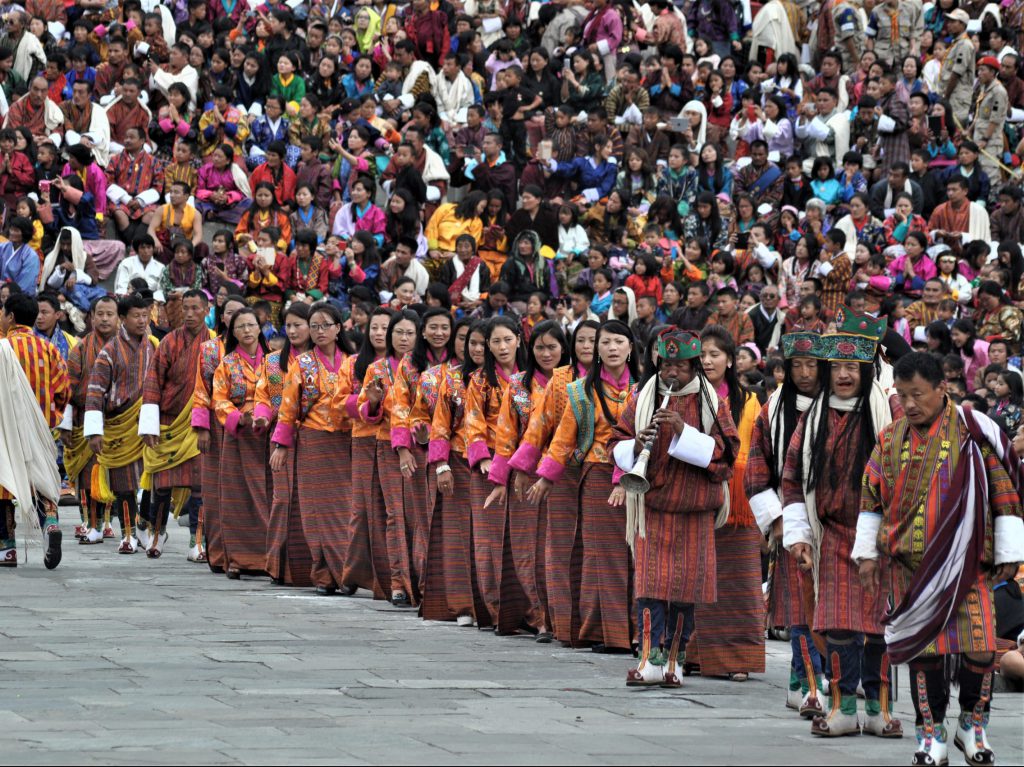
270,578,284,586
208,565,225,574
316,586,336,596
226,570,241,580
339,584,358,596
536,632,554,644
44,528,62,570
391,592,410,607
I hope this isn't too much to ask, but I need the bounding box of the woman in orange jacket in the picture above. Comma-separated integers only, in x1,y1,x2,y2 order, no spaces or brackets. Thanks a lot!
485,320,571,642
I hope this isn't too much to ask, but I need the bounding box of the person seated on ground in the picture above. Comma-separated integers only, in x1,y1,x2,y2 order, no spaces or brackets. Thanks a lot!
148,180,206,264
114,234,165,298
196,144,252,227
105,127,164,242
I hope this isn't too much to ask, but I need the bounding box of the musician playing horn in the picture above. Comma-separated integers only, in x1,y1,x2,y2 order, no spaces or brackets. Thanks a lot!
610,327,739,689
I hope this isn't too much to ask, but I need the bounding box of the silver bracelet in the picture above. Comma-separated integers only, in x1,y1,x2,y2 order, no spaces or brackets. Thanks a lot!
435,464,452,476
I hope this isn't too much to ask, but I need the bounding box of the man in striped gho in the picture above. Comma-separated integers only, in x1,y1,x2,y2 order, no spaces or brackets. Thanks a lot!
859,352,1024,766
611,327,738,688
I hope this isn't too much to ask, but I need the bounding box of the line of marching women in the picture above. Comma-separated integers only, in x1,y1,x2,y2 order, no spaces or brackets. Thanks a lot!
8,285,1022,767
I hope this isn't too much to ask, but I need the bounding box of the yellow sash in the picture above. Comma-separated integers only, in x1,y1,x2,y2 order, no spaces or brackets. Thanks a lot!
140,396,199,518
91,399,144,503
63,426,93,489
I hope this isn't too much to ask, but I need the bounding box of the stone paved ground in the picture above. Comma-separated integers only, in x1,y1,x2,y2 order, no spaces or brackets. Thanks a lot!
2,517,1022,766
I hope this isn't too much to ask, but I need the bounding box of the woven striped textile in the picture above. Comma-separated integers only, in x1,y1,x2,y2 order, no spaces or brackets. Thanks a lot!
218,428,271,574
816,522,887,635
264,442,313,586
421,455,488,623
578,462,634,651
201,421,226,570
296,430,351,589
766,541,808,628
691,524,767,675
378,441,417,603
410,444,433,596
634,506,717,605
545,464,584,645
506,491,548,632
342,436,387,599
470,471,509,627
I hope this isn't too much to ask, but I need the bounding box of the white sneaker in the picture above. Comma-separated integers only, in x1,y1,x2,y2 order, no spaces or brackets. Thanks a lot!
456,615,474,627
913,724,948,766
954,716,994,765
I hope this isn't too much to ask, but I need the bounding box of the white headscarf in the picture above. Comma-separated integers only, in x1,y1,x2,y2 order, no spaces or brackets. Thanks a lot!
679,100,708,149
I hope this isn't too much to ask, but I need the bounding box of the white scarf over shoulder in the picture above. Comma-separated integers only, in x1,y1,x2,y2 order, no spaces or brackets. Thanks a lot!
0,340,61,538
623,374,729,551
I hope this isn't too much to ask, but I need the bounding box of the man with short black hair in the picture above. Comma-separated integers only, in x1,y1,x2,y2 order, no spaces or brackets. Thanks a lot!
85,294,156,556
860,351,1023,765
707,286,754,345
59,296,119,543
990,184,1024,243
672,281,712,330
467,131,517,211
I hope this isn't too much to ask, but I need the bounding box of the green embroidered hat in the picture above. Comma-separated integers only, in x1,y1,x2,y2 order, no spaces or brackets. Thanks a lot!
656,327,701,361
819,332,877,363
781,332,824,360
834,304,888,340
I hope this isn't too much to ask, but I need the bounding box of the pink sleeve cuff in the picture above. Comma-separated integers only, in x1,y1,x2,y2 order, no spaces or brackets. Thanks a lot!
467,440,491,467
488,454,510,486
225,409,242,436
271,421,294,447
253,403,274,422
612,466,625,485
226,191,243,204
191,407,211,430
176,120,191,137
509,442,542,474
536,456,565,484
345,394,360,420
158,117,174,132
355,158,369,172
391,426,412,450
428,438,451,464
359,401,383,424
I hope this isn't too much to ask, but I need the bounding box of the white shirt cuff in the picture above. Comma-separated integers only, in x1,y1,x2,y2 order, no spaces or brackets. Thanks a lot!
612,439,637,473
83,409,104,437
58,403,73,431
994,515,1024,566
668,424,715,468
913,326,927,343
138,403,161,437
808,117,830,140
398,93,416,109
749,488,783,535
818,261,834,277
782,502,812,550
851,512,882,561
877,114,896,133
596,39,611,56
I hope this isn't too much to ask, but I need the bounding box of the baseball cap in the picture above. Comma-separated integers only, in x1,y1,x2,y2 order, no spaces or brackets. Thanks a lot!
945,9,970,24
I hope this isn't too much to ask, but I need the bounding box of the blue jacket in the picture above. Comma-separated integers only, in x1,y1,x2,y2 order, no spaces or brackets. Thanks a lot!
0,242,39,295
553,156,618,200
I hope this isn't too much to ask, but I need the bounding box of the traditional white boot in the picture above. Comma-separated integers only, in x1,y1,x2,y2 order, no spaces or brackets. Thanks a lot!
0,547,16,567
912,724,948,766
800,690,825,719
187,542,207,563
864,711,904,738
135,525,153,551
456,615,474,627
117,536,137,554
954,714,994,765
786,689,802,710
626,649,666,687
79,527,104,545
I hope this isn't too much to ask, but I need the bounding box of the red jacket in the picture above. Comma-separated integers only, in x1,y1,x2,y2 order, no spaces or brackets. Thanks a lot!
249,162,297,207
404,10,450,68
625,273,663,303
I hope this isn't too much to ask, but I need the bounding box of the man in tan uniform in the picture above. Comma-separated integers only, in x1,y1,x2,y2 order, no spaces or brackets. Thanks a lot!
940,9,977,128
971,56,1009,186
866,0,922,67
832,0,866,72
